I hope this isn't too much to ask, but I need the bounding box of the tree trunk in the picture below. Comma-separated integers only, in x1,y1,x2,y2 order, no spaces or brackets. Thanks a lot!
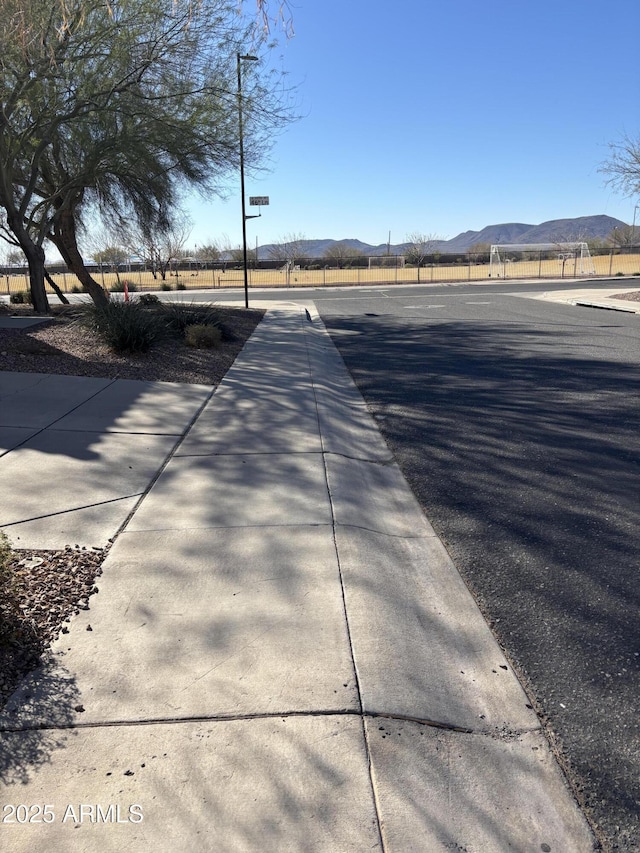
44,269,70,305
50,209,109,308
25,245,49,313
6,212,49,313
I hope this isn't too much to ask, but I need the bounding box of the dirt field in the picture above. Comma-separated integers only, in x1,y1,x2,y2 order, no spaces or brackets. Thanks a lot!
3,251,640,296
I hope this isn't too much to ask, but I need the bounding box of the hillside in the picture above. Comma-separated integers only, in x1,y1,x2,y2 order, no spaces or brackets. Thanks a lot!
514,215,622,245
443,223,533,252
256,215,627,259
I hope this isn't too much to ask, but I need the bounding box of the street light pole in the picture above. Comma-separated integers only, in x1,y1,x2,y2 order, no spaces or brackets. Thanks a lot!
237,52,258,309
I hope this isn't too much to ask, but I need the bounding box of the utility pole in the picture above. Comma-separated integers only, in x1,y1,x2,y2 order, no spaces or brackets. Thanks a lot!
237,51,258,308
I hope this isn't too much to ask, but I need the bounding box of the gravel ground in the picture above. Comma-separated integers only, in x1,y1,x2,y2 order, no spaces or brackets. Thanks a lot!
0,546,105,706
0,302,264,709
611,289,640,301
0,302,264,384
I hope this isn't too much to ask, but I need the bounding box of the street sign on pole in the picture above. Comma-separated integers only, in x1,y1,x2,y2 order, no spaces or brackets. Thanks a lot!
249,196,270,206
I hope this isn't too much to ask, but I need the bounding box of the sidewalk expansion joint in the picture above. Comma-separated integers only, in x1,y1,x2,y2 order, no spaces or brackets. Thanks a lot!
0,376,120,454
0,709,542,739
1,708,361,733
110,382,219,541
0,492,144,528
323,450,395,466
334,521,433,540
367,711,541,740
51,428,187,437
119,522,334,535
176,450,326,459
366,711,473,734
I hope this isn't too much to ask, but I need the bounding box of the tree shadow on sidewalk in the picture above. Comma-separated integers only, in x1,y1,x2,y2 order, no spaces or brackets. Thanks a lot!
0,662,80,786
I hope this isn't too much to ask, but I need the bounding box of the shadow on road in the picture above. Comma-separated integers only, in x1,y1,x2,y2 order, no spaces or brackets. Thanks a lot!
323,312,640,851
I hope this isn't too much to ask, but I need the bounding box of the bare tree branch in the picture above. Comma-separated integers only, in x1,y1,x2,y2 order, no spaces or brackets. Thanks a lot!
600,133,640,199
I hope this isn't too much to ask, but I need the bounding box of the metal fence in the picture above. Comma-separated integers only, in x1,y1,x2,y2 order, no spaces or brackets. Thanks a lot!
3,246,640,297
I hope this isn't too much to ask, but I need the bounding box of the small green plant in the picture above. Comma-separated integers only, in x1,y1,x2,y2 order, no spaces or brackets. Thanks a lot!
9,290,32,304
71,285,83,293
615,271,625,276
185,323,222,348
632,271,640,276
82,301,165,353
176,281,186,290
160,301,223,335
160,282,171,291
138,293,161,306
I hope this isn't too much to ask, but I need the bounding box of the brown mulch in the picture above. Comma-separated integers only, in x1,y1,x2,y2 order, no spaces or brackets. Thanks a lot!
0,301,265,710
0,302,264,384
0,546,105,706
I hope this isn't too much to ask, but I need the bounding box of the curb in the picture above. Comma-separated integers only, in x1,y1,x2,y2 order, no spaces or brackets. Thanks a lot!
574,300,637,313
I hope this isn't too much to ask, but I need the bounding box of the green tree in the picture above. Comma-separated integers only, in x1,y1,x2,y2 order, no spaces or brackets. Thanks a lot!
195,244,222,264
93,247,128,267
0,0,292,311
608,225,638,248
586,236,608,252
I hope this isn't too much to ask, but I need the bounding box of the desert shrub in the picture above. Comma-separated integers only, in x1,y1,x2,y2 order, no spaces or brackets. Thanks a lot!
9,290,31,304
160,282,172,291
82,301,165,353
160,301,223,335
71,285,83,293
0,531,16,648
176,282,186,290
0,531,12,591
185,323,222,348
138,293,161,306
109,280,138,293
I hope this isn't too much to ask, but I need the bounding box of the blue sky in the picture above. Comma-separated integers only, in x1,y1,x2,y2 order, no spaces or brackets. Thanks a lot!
188,0,639,250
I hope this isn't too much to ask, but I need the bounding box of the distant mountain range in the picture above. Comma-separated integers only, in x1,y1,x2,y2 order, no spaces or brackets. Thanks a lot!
257,215,626,258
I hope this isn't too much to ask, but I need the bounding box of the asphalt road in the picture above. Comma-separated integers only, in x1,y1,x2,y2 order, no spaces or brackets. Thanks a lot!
315,288,640,852
164,276,636,307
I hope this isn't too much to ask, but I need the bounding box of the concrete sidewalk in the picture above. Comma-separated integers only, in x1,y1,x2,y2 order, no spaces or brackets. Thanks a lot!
0,306,595,851
532,282,640,313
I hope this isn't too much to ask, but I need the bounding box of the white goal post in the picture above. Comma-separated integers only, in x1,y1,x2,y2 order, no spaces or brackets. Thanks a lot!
489,242,595,277
368,255,405,269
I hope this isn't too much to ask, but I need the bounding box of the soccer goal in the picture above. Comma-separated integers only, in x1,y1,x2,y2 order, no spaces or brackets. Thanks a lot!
489,242,595,278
